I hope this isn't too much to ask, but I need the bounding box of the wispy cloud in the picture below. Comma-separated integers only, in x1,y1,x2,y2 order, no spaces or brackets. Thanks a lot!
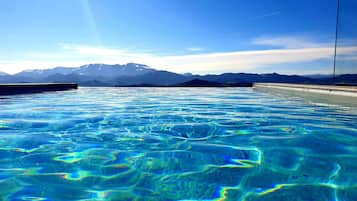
186,47,204,52
252,36,333,49
1,37,357,75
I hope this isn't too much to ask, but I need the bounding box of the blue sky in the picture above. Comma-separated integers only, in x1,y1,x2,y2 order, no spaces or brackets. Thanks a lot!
0,0,356,74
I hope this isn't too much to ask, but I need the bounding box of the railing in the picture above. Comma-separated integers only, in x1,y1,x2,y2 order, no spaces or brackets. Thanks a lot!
334,0,357,85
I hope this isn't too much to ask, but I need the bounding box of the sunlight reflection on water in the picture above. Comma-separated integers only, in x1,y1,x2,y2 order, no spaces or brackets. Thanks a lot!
0,87,356,201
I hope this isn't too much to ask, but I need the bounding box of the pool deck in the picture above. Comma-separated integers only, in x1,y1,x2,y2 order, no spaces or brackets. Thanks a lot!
253,83,357,97
0,83,78,95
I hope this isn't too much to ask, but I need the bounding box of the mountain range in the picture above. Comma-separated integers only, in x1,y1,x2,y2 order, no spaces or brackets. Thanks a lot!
0,63,356,86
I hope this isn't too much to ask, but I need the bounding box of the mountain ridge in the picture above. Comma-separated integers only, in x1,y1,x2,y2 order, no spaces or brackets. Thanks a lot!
0,63,356,86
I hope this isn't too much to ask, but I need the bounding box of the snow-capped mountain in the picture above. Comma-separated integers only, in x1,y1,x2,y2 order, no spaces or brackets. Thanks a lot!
14,63,155,79
75,63,154,77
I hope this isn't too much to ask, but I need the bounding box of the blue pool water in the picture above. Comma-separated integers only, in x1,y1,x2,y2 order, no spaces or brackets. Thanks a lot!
0,87,356,201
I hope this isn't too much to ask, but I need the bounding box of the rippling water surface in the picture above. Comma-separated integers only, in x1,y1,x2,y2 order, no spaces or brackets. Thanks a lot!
0,87,356,201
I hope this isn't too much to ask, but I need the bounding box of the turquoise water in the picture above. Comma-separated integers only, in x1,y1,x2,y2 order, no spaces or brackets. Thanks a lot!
0,87,356,201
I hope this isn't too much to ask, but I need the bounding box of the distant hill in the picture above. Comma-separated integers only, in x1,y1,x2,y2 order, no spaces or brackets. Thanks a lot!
317,74,357,85
304,74,333,79
195,73,313,84
0,63,356,86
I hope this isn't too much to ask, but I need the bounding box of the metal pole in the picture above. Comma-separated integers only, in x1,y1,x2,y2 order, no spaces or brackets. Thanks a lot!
333,0,340,83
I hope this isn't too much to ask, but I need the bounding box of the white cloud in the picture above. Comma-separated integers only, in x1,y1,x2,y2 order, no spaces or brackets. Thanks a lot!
154,47,338,74
1,38,357,75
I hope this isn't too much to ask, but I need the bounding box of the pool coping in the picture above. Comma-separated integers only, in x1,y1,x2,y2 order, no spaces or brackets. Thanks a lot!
253,83,357,98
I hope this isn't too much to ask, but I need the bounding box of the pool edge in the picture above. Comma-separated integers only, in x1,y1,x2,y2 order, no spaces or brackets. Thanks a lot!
0,83,78,95
253,83,357,98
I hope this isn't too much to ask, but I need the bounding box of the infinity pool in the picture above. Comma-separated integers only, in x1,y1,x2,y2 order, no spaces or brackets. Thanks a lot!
0,87,356,201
